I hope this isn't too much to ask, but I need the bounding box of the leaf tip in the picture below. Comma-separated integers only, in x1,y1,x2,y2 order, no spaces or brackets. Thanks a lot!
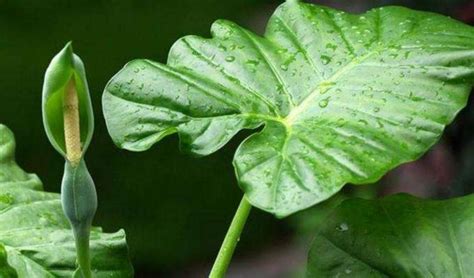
56,42,75,69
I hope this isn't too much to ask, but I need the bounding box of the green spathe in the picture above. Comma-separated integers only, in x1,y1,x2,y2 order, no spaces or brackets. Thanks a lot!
42,42,94,158
103,1,474,217
307,193,474,277
0,124,133,276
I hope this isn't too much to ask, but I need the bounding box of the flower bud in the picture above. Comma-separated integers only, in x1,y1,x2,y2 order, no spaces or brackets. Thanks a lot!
42,42,97,278
42,42,94,162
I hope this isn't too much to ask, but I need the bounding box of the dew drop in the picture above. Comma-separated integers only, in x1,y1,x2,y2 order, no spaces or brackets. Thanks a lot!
336,118,345,127
319,98,329,108
320,55,331,65
0,193,13,205
246,59,259,67
325,43,337,51
336,222,349,232
225,56,235,62
376,119,384,128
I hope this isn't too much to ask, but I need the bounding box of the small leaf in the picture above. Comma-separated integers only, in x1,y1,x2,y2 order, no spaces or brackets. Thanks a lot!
307,193,474,277
0,124,133,277
103,2,474,217
42,42,94,158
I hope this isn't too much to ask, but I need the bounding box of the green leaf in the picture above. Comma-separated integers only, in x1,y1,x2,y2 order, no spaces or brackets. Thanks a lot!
307,193,474,277
42,42,94,158
0,124,133,277
103,1,474,217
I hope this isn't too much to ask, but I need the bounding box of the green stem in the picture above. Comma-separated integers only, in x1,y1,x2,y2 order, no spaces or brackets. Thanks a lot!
73,223,92,278
209,196,252,278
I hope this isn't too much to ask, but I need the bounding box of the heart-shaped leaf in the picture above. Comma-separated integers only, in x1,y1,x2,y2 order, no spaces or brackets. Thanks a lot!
103,0,474,217
0,125,133,277
307,193,474,277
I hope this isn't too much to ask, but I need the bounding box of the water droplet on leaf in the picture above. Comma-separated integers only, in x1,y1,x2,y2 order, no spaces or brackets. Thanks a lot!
336,222,349,232
319,98,329,108
320,55,331,65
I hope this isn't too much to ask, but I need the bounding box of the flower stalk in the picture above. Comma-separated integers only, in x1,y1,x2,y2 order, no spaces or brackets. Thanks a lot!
62,76,96,278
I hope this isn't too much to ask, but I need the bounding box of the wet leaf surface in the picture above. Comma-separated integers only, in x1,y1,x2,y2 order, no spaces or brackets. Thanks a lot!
103,1,474,217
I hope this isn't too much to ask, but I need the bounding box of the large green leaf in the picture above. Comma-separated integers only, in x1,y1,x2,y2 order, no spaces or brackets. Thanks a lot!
0,124,133,277
103,0,474,217
307,193,474,277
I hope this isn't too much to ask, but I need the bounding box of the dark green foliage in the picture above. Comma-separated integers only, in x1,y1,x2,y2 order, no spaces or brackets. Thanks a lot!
0,125,133,277
308,193,474,277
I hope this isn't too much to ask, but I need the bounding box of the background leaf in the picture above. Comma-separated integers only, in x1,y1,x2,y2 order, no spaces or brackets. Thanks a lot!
103,1,474,218
0,245,16,277
0,124,133,277
307,193,474,277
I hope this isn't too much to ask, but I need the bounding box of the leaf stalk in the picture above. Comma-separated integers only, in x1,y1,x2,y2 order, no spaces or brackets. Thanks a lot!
209,196,252,278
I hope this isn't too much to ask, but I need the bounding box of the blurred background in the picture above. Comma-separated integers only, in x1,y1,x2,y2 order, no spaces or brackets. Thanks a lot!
0,0,473,277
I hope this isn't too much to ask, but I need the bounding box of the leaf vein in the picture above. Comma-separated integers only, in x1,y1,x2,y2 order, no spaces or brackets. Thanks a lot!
318,233,390,277
181,39,281,116
442,203,466,278
141,60,242,111
273,15,324,81
239,28,296,108
295,133,365,178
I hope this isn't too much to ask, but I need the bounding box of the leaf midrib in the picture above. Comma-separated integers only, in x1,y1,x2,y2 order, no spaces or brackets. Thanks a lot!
379,203,435,277
318,233,390,277
284,49,378,125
